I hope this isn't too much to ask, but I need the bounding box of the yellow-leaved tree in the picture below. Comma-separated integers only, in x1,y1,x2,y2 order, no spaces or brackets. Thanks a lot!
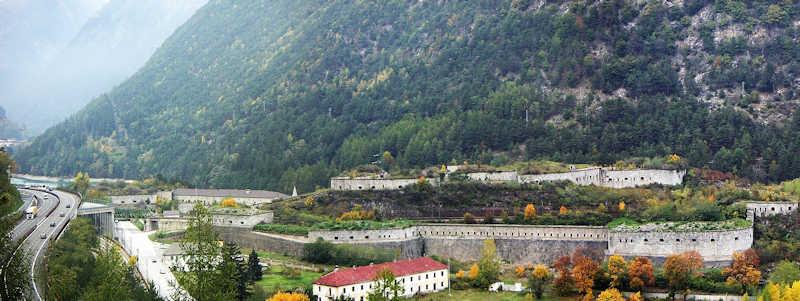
221,198,237,207
595,288,625,301
559,206,567,215
618,201,626,211
455,269,464,279
524,204,536,222
528,264,552,299
267,291,310,301
628,291,644,301
606,255,627,288
468,264,480,279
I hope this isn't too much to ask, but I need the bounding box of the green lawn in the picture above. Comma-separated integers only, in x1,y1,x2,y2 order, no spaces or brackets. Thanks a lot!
413,289,572,301
256,265,322,291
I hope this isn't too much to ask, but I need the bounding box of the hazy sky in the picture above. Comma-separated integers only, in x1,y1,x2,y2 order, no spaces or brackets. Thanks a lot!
0,0,205,136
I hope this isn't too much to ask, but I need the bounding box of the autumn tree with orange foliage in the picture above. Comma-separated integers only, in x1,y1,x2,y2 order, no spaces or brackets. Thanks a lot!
516,265,526,277
336,204,376,221
552,255,574,296
663,251,703,297
628,257,655,291
524,204,536,222
723,250,761,292
559,206,567,215
267,291,310,301
628,291,644,301
572,255,600,299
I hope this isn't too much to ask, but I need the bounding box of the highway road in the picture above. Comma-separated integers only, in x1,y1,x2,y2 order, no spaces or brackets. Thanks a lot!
117,221,190,300
8,188,79,301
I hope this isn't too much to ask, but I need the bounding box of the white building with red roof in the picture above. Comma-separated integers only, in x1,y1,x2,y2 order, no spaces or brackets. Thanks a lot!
312,257,449,301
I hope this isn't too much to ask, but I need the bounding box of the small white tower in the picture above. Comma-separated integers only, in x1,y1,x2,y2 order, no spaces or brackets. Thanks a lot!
291,186,298,197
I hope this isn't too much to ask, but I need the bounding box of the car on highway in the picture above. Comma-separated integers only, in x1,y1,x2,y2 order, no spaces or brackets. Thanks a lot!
59,212,65,217
43,195,49,199
159,269,166,274
66,204,71,208
40,233,46,239
50,222,56,227
152,258,157,263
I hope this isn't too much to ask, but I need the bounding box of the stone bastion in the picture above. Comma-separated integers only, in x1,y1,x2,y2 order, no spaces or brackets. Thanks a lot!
300,223,751,265
607,226,753,262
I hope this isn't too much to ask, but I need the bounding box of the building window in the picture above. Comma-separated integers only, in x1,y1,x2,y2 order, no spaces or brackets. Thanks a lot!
711,239,716,242
735,237,739,240
334,237,338,240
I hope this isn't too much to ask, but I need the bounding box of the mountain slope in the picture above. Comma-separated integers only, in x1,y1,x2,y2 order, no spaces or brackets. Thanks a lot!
14,0,800,192
1,0,206,134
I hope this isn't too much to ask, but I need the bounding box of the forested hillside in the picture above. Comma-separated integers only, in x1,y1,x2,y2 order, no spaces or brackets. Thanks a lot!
14,0,800,193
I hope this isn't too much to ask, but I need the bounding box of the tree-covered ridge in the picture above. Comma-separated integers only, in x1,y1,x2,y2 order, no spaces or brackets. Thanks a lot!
13,0,800,192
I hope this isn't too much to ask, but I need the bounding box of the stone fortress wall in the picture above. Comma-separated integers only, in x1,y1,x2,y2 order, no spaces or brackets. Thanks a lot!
607,227,753,260
516,168,686,188
145,211,273,232
309,227,417,241
330,177,440,191
111,194,153,207
517,168,602,186
465,171,519,182
302,223,752,265
331,167,686,191
744,201,798,220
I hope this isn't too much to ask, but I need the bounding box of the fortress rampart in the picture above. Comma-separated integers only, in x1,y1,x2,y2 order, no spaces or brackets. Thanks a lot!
607,227,753,260
518,168,686,188
744,201,798,220
465,171,518,182
330,177,439,191
298,223,750,265
331,168,686,191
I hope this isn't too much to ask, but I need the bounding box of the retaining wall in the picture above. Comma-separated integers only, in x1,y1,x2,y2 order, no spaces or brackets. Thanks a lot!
217,227,306,257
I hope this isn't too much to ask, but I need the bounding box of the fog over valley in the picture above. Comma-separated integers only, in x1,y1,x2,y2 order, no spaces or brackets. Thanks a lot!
0,0,206,136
